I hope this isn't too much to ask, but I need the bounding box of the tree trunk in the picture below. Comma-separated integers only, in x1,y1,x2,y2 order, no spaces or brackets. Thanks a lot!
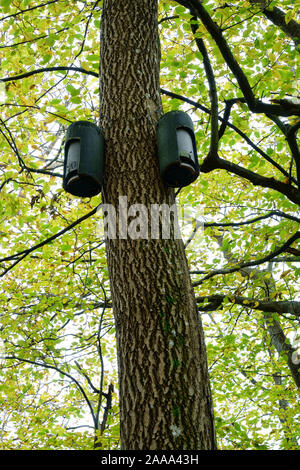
99,0,216,450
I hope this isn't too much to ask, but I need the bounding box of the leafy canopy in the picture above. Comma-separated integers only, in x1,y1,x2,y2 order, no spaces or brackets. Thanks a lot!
0,0,299,450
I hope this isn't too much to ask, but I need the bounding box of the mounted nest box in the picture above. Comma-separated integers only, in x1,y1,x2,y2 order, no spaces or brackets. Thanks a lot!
157,110,199,188
63,121,104,197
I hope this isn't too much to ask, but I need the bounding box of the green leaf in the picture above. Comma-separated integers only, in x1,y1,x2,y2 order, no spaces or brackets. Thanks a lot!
66,84,80,96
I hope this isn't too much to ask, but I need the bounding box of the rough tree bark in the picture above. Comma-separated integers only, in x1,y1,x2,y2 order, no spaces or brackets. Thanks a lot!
99,0,216,450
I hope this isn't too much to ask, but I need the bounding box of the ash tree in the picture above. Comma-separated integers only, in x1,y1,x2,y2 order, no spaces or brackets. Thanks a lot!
0,0,299,450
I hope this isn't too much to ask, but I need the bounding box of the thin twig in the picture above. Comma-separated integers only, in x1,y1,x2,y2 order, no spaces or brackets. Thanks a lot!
193,231,300,286
0,206,100,276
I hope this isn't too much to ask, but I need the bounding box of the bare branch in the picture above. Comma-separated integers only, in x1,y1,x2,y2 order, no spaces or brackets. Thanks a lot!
0,0,61,22
75,360,100,394
0,28,69,50
1,66,99,83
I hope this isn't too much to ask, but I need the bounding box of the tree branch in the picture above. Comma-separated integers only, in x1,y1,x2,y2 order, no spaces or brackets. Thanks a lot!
204,210,300,227
197,294,300,317
1,66,99,83
189,0,256,108
257,3,300,47
217,157,300,206
193,231,300,286
100,383,114,434
0,206,99,277
0,0,61,22
185,209,300,249
75,360,100,394
218,99,235,141
0,28,69,50
161,88,300,196
5,355,97,427
190,17,219,157
286,123,300,188
179,0,300,117
158,15,180,25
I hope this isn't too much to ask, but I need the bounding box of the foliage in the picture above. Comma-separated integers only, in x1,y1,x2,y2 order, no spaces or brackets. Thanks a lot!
0,0,299,450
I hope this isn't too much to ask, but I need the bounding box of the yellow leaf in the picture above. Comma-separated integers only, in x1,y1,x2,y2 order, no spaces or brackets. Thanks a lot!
281,269,292,278
285,10,294,24
19,96,35,106
45,116,56,124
